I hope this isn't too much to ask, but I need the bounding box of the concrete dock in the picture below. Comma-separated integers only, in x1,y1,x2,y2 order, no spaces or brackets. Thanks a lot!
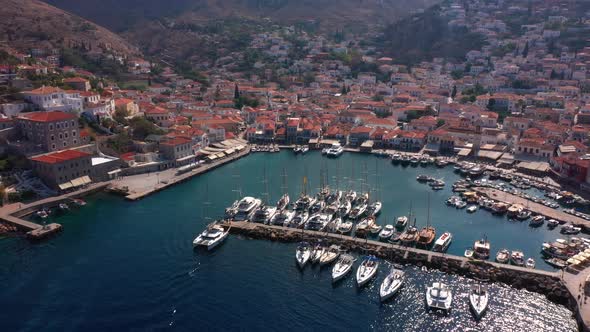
474,187,590,230
115,146,251,201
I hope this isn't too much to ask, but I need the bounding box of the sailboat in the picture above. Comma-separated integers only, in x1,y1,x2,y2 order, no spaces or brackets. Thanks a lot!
399,205,419,246
356,255,379,287
469,284,489,319
416,194,436,249
251,168,277,224
295,242,312,268
380,267,405,302
276,168,290,210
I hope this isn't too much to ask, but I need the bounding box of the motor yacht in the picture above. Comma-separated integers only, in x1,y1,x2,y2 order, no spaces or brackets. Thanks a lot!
234,197,262,221
288,211,309,228
270,209,295,226
326,143,344,157
395,216,408,229
193,223,229,250
473,238,491,259
345,190,357,202
250,205,277,224
561,224,581,235
510,250,525,266
529,215,545,227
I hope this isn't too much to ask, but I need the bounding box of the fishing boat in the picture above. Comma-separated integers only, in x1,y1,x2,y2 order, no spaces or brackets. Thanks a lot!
319,245,340,266
510,250,525,266
366,201,382,216
332,254,355,282
305,213,332,231
469,284,489,319
337,220,353,234
495,249,510,264
193,223,229,250
395,216,408,229
400,155,411,166
399,224,419,246
529,215,545,227
311,242,327,264
379,225,395,241
426,282,453,312
276,194,290,211
417,226,436,249
356,256,379,287
270,209,295,226
491,203,508,215
473,238,491,259
507,204,522,217
432,232,452,253
234,197,262,221
380,267,405,302
326,142,344,157
525,258,536,269
295,242,312,268
369,223,382,235
410,156,420,167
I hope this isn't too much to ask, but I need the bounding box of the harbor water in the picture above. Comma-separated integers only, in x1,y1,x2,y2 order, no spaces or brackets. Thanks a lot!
0,151,579,331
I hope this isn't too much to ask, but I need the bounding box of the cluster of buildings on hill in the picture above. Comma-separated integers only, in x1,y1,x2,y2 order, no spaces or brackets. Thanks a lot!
2,0,590,196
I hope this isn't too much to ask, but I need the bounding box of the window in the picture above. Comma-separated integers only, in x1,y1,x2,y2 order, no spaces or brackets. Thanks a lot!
73,139,77,145
49,125,53,130
52,144,56,150
63,141,67,147
65,133,68,138
59,134,63,139
51,135,55,141
72,131,77,137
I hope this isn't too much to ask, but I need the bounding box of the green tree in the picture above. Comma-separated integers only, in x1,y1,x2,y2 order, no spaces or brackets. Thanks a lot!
522,41,529,58
487,98,496,111
451,85,457,99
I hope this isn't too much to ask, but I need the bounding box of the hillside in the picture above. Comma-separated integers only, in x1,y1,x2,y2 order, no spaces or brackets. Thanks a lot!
45,0,439,32
1,0,139,56
376,5,487,65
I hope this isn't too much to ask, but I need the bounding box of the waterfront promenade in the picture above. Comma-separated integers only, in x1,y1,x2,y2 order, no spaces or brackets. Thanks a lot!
563,266,590,331
474,187,590,230
113,146,250,201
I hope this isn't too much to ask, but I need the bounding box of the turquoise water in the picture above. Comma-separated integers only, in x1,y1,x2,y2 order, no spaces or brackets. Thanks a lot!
0,151,579,331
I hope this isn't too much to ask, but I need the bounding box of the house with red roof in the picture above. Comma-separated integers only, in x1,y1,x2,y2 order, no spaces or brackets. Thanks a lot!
63,77,91,91
21,86,83,112
159,137,195,166
30,149,92,189
16,111,81,153
348,126,374,146
515,138,554,160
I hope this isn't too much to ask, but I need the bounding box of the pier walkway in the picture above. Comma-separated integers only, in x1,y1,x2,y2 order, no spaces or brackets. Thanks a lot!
563,266,590,331
473,187,589,230
227,221,558,278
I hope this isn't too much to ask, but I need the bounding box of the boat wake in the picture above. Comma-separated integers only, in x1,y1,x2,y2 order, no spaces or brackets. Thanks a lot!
188,261,201,277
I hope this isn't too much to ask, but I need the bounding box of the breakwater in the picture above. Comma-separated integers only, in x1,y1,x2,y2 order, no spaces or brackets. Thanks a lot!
227,221,588,331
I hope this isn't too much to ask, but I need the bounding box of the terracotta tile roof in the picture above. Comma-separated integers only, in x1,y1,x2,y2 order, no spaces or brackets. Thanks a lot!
160,137,191,146
19,111,76,122
31,150,91,164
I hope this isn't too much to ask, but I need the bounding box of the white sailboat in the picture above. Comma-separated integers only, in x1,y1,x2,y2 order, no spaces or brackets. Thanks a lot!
379,267,405,302
319,245,341,266
356,256,379,287
332,254,355,282
295,242,312,268
469,284,489,319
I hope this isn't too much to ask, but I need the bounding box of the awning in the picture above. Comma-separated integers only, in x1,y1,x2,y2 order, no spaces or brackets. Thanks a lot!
58,182,73,190
207,155,218,161
108,169,122,175
457,148,472,157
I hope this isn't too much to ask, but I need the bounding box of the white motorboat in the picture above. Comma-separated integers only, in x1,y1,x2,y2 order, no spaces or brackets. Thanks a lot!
322,147,329,155
319,245,340,266
193,224,229,250
510,250,525,266
234,196,262,221
270,209,295,226
378,225,395,241
349,204,367,220
432,232,452,253
547,219,560,228
529,215,545,227
295,194,316,211
466,205,478,213
356,256,379,287
311,243,327,264
426,282,453,312
250,205,277,224
380,267,405,302
59,203,69,211
337,220,353,234
326,142,344,157
495,249,510,264
293,145,301,153
345,190,357,202
296,242,312,268
469,284,489,319
300,146,309,154
276,194,290,210
395,216,408,229
526,257,536,269
464,249,474,259
367,201,382,216
36,210,49,219
305,213,332,231
561,224,581,235
332,254,355,282
327,216,342,232
224,200,239,219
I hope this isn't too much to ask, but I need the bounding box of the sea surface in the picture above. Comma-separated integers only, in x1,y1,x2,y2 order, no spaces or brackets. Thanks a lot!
0,151,579,331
